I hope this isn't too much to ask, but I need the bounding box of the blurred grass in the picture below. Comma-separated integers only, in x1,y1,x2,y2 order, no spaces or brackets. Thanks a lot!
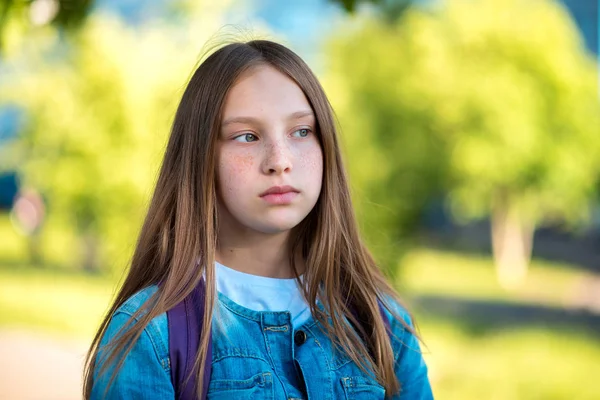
0,266,117,339
421,316,600,399
397,248,600,398
398,248,589,307
0,246,599,398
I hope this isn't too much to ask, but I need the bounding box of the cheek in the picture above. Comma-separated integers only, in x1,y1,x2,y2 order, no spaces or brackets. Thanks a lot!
218,152,255,195
300,145,324,181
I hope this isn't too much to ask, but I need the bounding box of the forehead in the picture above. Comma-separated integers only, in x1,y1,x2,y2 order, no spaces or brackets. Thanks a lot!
222,64,313,121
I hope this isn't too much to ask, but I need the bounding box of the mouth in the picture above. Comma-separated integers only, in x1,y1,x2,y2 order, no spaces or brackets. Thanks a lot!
259,185,300,205
259,185,300,197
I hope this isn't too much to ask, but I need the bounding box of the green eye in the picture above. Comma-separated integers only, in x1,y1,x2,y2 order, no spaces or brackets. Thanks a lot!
293,129,310,138
233,133,258,143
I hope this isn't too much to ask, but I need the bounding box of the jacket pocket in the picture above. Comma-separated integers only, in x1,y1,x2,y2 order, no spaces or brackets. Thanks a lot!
207,372,274,400
341,376,386,400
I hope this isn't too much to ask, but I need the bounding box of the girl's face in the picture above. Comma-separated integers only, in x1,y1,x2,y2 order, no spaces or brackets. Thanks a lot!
216,65,323,236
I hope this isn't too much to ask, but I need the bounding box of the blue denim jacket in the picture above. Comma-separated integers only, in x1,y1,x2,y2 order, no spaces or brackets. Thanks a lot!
92,286,433,399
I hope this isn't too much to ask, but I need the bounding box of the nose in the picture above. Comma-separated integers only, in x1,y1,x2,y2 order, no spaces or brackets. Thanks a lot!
262,139,292,175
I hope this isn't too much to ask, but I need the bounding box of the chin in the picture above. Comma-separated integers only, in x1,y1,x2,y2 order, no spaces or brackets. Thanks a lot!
257,221,302,235
254,214,308,234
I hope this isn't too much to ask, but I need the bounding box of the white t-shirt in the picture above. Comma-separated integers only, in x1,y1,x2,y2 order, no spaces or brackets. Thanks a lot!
215,261,312,329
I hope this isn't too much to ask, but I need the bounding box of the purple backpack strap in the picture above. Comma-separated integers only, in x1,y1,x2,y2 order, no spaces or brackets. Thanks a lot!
378,300,392,333
167,280,212,400
350,299,392,339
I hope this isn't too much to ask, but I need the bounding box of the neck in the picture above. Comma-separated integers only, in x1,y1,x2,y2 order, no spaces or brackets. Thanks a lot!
216,228,303,279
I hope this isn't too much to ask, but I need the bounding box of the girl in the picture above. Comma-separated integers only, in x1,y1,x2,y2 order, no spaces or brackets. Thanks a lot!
84,40,433,399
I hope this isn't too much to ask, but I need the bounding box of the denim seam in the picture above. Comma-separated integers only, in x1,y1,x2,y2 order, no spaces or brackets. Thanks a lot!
219,298,261,322
298,327,334,398
261,329,290,399
118,289,155,315
212,353,272,364
112,310,169,373
304,326,333,371
305,324,353,371
145,316,170,372
260,319,278,372
298,318,318,329
264,325,289,332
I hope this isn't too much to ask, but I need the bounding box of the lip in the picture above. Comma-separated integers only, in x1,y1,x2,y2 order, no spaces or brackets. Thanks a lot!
259,185,300,205
259,185,300,197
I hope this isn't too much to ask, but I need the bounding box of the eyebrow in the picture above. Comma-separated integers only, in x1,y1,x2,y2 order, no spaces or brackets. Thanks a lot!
221,110,315,127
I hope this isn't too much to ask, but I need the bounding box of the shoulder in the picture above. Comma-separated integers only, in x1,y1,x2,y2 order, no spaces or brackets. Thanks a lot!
117,285,159,315
92,285,174,398
379,295,413,331
379,295,420,359
380,296,433,398
102,285,170,369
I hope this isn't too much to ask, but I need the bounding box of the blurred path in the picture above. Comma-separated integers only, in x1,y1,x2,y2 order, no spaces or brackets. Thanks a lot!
568,275,600,313
425,224,600,273
416,293,600,336
0,330,88,400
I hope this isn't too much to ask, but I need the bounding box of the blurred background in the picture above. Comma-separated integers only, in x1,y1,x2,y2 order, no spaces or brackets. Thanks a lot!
0,0,599,398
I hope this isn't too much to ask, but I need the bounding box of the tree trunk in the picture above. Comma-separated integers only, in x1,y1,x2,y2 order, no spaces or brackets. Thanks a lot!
491,191,534,290
82,232,100,273
27,232,44,267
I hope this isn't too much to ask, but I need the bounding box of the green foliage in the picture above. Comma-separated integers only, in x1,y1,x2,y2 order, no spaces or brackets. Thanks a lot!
329,0,414,21
1,4,233,270
326,0,600,270
0,0,94,56
0,264,115,338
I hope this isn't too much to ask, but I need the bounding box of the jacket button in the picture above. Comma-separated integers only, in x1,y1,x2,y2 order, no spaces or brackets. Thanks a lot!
294,330,307,346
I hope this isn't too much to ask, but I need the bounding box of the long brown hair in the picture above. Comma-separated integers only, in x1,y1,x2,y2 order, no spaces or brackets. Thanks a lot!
83,40,415,399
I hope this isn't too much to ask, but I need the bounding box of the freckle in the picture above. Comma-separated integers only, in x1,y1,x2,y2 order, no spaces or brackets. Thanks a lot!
232,154,253,168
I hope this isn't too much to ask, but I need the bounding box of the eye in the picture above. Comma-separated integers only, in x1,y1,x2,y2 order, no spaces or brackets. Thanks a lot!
292,128,311,138
233,133,258,143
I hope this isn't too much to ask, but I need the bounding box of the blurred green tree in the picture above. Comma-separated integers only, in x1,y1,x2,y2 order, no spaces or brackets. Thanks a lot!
0,0,94,56
328,0,600,287
1,2,232,271
330,0,414,22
